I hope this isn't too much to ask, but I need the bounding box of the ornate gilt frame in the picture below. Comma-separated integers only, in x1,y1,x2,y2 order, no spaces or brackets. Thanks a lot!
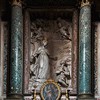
40,79,61,100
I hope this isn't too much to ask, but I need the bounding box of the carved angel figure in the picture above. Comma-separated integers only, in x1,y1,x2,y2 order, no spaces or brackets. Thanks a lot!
56,18,71,41
31,22,44,41
56,60,71,87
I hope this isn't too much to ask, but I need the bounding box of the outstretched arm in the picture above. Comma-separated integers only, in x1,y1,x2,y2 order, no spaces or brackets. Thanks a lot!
49,56,58,61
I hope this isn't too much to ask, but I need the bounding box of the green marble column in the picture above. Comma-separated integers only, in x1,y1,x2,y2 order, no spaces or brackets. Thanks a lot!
6,0,23,99
78,0,94,99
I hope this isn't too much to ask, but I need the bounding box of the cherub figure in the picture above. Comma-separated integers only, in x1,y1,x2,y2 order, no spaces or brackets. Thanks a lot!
56,18,71,41
56,60,71,87
31,22,44,42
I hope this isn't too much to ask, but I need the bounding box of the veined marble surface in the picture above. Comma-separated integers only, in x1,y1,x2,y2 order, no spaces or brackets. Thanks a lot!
10,5,23,94
79,5,91,94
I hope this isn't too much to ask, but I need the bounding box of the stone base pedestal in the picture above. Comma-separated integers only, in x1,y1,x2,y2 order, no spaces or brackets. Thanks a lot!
4,94,23,100
77,94,96,100
78,99,96,100
4,98,24,100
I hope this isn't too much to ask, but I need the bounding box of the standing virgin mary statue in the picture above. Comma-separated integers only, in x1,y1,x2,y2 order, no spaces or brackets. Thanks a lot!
29,38,50,90
32,38,50,79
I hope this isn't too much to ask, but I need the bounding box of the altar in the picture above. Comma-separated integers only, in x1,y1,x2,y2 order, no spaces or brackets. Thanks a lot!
0,0,99,99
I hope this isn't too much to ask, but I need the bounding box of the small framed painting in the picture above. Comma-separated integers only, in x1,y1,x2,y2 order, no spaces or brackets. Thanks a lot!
40,79,61,100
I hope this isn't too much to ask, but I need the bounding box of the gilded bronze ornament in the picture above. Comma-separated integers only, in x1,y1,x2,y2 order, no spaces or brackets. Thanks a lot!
81,0,90,7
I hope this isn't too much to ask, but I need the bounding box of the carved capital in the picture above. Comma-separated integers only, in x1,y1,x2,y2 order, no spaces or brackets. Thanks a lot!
81,0,91,7
11,0,22,6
